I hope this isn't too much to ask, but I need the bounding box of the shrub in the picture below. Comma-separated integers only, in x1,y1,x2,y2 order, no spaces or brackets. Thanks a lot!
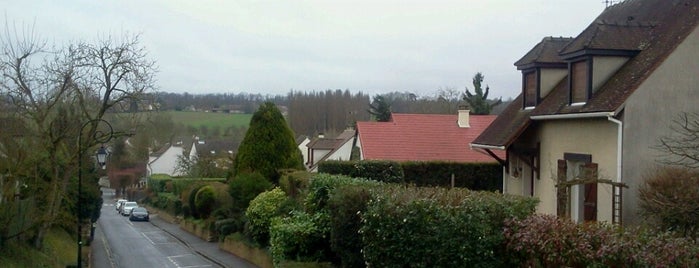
304,173,381,214
504,214,699,267
279,170,312,201
195,186,216,219
229,172,274,213
350,160,404,183
327,185,373,268
269,211,332,265
185,184,205,218
245,187,289,246
360,186,537,268
215,218,245,238
639,166,699,238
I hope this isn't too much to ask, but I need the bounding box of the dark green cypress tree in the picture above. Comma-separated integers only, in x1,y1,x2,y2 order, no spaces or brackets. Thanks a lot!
463,72,502,115
233,102,304,183
368,95,392,122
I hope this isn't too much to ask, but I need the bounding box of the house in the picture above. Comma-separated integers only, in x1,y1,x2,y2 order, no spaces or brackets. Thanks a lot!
305,129,356,172
296,135,311,166
187,138,236,169
356,110,502,163
148,142,186,177
471,0,699,225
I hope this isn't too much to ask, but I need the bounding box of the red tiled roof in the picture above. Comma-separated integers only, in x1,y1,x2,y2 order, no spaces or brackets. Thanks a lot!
356,113,503,163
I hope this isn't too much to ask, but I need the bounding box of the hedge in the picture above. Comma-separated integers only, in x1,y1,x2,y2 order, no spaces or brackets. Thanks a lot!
318,160,403,183
269,211,332,265
360,186,537,268
504,214,699,267
318,160,502,191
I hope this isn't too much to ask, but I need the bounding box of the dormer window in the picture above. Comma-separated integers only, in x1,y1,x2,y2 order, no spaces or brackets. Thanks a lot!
569,59,590,105
523,70,538,108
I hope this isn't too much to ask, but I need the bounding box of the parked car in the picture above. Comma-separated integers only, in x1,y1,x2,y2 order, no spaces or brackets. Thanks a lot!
120,201,138,216
129,207,150,221
115,199,127,211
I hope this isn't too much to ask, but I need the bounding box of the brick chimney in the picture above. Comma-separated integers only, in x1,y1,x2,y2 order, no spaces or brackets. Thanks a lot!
458,108,470,128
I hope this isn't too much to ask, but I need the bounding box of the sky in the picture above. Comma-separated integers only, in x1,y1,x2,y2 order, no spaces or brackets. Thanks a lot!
3,0,608,99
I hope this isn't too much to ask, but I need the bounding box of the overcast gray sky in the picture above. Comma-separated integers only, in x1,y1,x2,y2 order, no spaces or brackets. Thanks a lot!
4,0,607,99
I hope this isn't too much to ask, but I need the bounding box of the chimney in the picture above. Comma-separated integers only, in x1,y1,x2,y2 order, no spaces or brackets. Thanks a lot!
318,133,325,139
458,109,470,128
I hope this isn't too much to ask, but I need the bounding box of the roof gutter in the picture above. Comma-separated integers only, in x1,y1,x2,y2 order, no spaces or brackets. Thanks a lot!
530,111,613,120
470,143,505,150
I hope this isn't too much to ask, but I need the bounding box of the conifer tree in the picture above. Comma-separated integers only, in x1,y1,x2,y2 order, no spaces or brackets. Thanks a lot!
368,95,392,122
463,72,502,115
233,102,304,183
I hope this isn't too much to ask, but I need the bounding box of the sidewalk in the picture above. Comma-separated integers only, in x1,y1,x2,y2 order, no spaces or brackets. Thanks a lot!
148,211,258,268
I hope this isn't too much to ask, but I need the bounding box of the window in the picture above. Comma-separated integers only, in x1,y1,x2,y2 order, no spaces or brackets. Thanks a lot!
570,60,589,104
524,71,538,108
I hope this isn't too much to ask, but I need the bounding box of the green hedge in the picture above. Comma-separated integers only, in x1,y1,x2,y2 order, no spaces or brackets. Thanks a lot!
318,160,502,191
318,160,403,183
151,192,182,216
269,211,332,265
360,186,537,267
148,177,226,195
304,173,382,214
402,161,502,191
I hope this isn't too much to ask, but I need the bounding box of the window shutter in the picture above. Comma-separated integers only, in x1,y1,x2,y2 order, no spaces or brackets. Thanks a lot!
556,159,568,218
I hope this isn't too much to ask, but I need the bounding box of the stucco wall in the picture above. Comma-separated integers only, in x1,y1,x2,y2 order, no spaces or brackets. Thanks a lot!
621,25,699,225
149,146,184,176
592,56,628,93
534,118,618,222
540,68,567,98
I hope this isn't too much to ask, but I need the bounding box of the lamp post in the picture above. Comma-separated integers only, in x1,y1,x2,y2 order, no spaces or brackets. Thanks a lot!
77,119,113,268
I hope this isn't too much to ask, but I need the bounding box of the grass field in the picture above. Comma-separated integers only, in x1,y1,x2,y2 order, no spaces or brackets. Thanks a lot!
164,111,252,130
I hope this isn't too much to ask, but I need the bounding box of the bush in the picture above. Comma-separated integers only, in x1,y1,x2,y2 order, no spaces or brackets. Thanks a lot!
304,173,381,214
195,186,216,219
215,218,245,238
639,166,699,238
360,186,537,268
245,187,289,246
269,211,332,265
504,214,699,267
185,184,205,218
229,172,274,213
279,170,312,201
327,185,373,268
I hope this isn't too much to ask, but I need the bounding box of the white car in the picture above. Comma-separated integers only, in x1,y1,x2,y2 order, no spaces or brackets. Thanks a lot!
121,201,138,216
115,199,127,211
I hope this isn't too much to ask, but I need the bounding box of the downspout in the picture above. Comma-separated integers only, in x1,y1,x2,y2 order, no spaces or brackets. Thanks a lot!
608,115,623,223
607,116,622,185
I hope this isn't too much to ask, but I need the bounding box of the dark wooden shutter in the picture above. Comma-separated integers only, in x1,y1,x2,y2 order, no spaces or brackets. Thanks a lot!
581,163,598,222
556,159,568,218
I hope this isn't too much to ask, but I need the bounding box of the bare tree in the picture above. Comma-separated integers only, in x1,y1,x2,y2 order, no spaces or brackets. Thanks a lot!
0,24,156,248
656,112,699,168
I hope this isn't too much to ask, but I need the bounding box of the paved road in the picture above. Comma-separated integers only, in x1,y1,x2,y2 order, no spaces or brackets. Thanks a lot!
92,189,257,268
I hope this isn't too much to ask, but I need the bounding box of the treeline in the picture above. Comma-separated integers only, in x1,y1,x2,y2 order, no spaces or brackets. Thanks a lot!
151,89,509,138
287,90,371,137
153,92,287,112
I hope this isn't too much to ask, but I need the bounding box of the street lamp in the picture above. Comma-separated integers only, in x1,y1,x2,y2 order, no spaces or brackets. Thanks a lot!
77,119,113,268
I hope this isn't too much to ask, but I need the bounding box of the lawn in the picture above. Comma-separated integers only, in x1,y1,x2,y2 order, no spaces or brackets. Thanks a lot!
165,111,252,130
